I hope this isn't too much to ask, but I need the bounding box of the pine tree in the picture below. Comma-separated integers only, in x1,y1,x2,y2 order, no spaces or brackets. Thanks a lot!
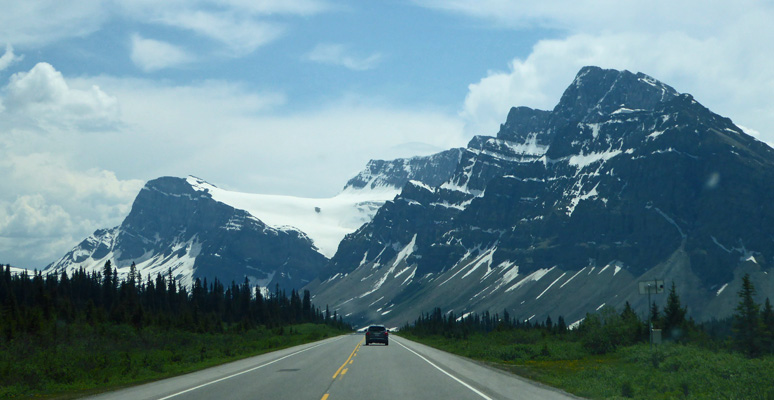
302,290,312,321
620,301,642,344
556,315,567,333
761,298,774,354
128,262,137,288
663,282,687,340
733,274,762,357
102,260,114,309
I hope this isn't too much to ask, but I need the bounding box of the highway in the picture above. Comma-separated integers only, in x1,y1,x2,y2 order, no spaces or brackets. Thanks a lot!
86,334,580,400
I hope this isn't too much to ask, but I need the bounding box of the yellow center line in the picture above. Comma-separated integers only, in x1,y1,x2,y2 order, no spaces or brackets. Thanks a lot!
333,341,362,379
321,394,329,400
341,368,348,375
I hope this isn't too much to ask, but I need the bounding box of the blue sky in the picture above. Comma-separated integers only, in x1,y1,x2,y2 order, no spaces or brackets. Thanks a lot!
2,0,774,269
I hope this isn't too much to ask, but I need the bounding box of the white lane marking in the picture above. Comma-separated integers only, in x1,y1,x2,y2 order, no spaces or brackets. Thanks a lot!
395,339,494,400
158,337,343,400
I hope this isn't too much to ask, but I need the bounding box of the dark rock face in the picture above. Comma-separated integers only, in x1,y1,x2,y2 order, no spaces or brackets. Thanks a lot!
308,66,774,328
343,148,464,191
553,66,679,123
497,106,552,144
47,177,327,290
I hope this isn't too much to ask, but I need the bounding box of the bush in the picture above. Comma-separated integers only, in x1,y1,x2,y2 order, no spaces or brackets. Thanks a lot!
580,313,616,355
621,381,634,398
579,307,644,355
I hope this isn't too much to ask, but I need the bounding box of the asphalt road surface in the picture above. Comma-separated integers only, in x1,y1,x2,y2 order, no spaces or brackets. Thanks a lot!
86,334,581,400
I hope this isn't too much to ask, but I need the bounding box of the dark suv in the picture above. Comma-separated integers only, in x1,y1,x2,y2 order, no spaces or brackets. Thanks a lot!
364,325,389,346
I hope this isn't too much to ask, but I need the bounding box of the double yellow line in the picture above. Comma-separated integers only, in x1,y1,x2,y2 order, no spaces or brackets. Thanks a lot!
332,340,361,379
323,341,363,400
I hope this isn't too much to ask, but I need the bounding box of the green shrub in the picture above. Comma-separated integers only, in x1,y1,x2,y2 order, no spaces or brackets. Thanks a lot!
621,380,634,398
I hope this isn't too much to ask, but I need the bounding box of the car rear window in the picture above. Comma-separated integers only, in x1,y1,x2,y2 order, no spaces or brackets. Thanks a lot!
368,326,386,332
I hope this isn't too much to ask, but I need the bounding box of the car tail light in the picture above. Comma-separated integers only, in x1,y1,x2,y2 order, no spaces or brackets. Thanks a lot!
366,332,370,336
385,331,389,336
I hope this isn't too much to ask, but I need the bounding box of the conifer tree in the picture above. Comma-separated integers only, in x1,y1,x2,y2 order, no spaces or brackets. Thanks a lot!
761,298,774,354
302,290,312,320
620,301,642,343
733,274,762,357
663,282,687,340
102,260,114,309
556,315,567,333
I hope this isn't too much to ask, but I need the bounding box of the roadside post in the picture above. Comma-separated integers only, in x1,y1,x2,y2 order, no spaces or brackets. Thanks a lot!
638,279,665,349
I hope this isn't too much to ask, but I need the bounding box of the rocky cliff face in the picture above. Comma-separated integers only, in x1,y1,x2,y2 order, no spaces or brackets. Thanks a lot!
46,177,328,289
307,66,774,327
343,148,464,191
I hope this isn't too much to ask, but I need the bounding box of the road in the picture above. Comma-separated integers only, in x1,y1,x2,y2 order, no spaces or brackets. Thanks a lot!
86,334,581,400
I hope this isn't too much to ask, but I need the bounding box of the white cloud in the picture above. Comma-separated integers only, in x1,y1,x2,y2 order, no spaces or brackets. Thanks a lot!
115,0,331,57
86,77,464,196
2,62,119,131
0,0,107,46
0,151,144,268
461,31,774,141
306,43,383,71
425,1,774,142
130,34,195,72
115,0,330,17
0,195,72,240
0,63,136,267
158,11,285,56
414,0,756,36
0,0,330,57
220,0,331,15
0,45,23,72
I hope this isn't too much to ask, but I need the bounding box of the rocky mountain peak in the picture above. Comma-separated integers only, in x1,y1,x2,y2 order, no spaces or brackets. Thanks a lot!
496,106,552,144
342,148,464,192
47,176,327,290
554,66,679,123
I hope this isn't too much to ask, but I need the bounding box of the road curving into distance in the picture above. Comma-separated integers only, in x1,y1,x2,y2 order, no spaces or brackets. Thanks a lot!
85,334,582,400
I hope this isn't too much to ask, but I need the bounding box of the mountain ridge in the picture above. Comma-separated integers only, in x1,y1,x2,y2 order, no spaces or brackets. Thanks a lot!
42,66,774,329
306,66,774,327
44,150,463,290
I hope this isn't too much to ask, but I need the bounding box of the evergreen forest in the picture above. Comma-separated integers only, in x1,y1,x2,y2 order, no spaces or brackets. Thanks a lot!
0,261,349,398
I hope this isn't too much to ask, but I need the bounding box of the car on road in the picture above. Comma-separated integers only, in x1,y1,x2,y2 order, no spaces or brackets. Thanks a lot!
364,325,389,346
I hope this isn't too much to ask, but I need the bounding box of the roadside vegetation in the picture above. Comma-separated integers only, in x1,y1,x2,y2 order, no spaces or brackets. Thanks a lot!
400,275,774,399
0,262,350,399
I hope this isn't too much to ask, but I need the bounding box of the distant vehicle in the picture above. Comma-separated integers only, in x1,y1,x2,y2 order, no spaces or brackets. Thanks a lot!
364,325,389,346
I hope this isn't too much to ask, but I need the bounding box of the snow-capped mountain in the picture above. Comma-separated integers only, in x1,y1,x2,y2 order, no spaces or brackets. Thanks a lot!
307,66,774,327
46,177,328,289
45,150,462,289
343,148,464,191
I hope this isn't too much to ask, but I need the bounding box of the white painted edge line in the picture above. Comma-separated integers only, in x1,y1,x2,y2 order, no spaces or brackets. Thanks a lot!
158,337,342,400
395,339,494,400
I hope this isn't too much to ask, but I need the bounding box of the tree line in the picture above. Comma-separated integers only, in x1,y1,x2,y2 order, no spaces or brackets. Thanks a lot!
0,261,348,341
402,274,774,357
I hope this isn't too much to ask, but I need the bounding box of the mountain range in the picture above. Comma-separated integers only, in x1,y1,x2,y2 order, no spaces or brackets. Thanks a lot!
45,66,774,328
307,66,774,327
45,150,462,290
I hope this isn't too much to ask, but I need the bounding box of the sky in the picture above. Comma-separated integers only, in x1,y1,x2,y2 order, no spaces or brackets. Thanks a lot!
2,0,774,270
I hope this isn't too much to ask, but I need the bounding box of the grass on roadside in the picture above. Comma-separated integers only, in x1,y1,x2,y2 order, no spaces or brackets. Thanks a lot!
399,331,774,399
0,323,347,399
